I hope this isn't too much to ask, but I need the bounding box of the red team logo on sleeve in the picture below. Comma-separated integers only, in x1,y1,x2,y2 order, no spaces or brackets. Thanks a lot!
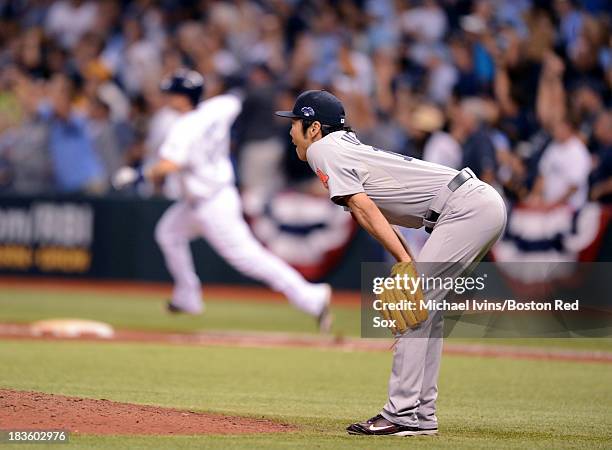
316,168,329,189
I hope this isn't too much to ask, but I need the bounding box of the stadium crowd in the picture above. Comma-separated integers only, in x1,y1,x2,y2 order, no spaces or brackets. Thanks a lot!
0,0,611,210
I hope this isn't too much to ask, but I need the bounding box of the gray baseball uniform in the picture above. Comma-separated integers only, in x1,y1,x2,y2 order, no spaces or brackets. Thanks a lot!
307,130,506,429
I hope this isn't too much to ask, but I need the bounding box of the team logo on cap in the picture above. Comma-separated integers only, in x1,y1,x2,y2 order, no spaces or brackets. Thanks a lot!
301,106,315,117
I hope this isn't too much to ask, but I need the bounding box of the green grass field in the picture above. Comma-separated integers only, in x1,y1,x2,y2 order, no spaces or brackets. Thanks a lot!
1,285,612,449
0,287,359,334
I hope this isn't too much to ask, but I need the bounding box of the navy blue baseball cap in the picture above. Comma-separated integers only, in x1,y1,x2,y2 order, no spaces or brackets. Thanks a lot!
160,69,205,106
275,90,346,127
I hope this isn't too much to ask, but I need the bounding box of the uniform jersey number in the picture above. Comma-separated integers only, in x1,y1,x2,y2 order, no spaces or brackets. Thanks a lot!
371,146,413,162
341,132,361,146
342,131,412,162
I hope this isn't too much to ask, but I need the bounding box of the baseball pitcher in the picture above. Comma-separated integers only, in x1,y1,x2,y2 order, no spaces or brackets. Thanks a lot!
114,70,332,332
276,90,506,436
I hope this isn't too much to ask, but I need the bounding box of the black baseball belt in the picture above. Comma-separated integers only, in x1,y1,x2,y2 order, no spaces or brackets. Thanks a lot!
423,168,476,234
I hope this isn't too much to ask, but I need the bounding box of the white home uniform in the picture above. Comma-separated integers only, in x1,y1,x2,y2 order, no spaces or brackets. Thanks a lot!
155,94,330,316
307,130,506,430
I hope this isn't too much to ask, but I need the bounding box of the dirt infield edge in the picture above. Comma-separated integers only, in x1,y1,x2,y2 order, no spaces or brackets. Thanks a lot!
0,389,296,436
1,323,611,363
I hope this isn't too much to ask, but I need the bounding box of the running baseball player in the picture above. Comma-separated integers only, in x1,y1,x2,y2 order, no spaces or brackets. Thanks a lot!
114,70,332,332
276,90,506,436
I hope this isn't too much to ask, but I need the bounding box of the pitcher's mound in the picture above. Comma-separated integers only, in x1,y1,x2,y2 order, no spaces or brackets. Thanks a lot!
0,390,295,435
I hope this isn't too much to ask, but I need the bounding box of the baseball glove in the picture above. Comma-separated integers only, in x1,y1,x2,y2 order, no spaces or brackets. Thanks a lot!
378,261,428,335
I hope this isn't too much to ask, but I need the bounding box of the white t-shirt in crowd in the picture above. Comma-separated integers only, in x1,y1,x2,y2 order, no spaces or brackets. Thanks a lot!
400,5,448,42
423,131,462,170
538,135,591,209
45,1,98,49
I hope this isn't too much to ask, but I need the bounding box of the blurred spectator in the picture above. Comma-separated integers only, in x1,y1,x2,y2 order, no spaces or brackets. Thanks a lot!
400,0,447,44
37,73,106,194
419,105,462,170
0,66,26,133
114,16,162,97
449,36,480,97
564,15,608,90
537,51,568,131
571,80,606,144
82,60,130,122
0,121,53,194
424,49,457,105
589,111,612,203
554,0,585,53
459,1,496,93
87,96,123,180
235,64,285,199
331,38,374,97
493,26,540,143
455,97,498,185
365,0,399,51
243,14,287,73
0,67,52,192
45,0,98,49
529,115,591,209
290,4,343,87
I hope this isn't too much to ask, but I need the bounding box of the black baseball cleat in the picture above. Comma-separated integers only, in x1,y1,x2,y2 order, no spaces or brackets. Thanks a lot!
346,414,437,436
166,301,185,314
166,300,204,315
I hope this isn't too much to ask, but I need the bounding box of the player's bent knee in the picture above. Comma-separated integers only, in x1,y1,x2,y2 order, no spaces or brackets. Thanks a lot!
154,222,178,248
